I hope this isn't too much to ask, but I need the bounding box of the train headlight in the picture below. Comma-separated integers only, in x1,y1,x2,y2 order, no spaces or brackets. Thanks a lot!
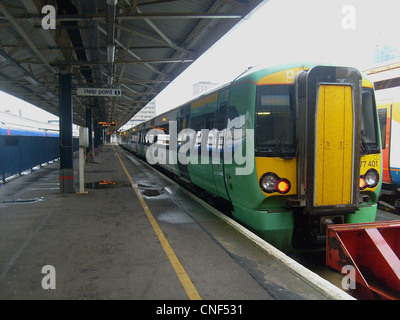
359,169,379,190
260,173,277,193
259,172,291,194
365,169,379,188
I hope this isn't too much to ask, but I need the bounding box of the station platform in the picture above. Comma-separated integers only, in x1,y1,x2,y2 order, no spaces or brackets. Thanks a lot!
0,144,353,300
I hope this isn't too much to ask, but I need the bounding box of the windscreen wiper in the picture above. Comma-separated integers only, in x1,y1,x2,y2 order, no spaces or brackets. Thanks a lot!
361,136,370,156
274,133,295,159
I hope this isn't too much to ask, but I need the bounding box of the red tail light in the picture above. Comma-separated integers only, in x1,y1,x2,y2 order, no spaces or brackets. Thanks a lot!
359,177,367,189
277,180,290,193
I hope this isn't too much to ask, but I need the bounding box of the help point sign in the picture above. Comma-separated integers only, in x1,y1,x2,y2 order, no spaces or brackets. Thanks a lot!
77,88,122,97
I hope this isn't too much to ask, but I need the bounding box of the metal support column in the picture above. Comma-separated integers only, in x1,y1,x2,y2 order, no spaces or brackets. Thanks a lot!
93,121,100,155
59,71,74,193
85,106,95,163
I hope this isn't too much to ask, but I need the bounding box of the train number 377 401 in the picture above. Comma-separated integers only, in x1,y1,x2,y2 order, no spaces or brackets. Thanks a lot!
361,160,378,168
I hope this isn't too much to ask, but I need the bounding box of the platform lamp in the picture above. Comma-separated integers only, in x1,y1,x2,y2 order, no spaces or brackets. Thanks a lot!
107,44,115,86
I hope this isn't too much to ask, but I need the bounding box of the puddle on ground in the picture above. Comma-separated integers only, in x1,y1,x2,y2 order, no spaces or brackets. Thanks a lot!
157,211,194,224
134,183,163,197
137,184,154,188
141,189,161,197
0,197,44,205
84,180,131,189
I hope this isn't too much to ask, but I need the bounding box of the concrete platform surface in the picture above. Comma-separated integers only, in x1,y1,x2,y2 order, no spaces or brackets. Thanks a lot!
0,144,352,300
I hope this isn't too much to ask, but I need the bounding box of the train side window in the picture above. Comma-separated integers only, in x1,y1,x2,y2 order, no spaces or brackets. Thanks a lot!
217,102,228,130
378,109,387,149
205,100,217,130
205,111,216,130
178,104,191,132
190,114,206,132
190,114,206,151
145,129,151,145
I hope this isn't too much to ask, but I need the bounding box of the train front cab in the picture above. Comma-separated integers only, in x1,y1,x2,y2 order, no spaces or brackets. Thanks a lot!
228,65,382,251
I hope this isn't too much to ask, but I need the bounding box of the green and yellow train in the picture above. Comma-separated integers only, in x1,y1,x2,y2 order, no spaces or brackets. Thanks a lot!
120,63,382,251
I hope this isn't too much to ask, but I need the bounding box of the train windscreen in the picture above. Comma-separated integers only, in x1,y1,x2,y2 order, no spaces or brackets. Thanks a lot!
361,88,380,154
255,85,296,158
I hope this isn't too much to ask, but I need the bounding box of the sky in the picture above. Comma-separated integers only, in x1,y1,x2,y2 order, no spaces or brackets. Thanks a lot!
0,91,59,122
154,0,400,114
1,0,399,123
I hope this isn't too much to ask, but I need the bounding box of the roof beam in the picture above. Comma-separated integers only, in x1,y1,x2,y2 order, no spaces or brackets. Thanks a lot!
137,0,181,7
0,45,172,50
28,79,170,86
111,0,140,121
0,12,243,21
98,25,169,78
136,6,180,53
114,24,193,56
374,77,400,90
106,0,117,86
20,0,65,62
0,72,56,110
54,58,193,66
0,49,56,98
0,2,55,74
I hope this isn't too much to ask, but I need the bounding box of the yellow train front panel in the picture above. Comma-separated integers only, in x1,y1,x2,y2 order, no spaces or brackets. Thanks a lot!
315,84,354,206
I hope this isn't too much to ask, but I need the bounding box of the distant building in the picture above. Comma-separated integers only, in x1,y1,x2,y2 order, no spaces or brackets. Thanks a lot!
193,81,219,97
121,99,156,130
374,44,400,64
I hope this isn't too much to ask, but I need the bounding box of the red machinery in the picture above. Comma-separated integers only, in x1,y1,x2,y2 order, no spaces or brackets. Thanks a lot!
326,221,400,300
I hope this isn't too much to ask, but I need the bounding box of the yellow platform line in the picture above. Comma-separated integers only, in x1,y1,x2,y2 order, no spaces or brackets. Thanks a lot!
112,146,202,300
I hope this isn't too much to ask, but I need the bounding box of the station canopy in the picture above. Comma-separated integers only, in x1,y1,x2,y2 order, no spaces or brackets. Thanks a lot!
0,0,264,130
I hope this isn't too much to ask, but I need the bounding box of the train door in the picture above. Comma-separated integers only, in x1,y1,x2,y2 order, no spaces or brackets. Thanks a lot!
315,84,354,206
177,104,191,181
378,104,392,184
295,66,362,213
212,90,230,200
